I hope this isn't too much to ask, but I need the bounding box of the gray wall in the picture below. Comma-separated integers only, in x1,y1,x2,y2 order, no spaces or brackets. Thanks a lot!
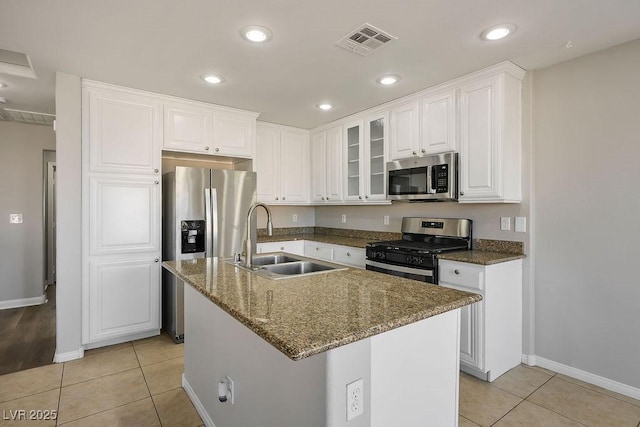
533,38,640,388
0,121,55,303
54,72,83,359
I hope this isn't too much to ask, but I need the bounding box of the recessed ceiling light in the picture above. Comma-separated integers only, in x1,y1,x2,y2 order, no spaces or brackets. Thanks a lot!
317,103,333,111
200,74,225,84
480,24,516,41
241,26,272,43
377,75,400,85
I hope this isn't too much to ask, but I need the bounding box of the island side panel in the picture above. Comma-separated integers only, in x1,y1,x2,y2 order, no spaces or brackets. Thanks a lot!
183,284,328,427
370,309,461,427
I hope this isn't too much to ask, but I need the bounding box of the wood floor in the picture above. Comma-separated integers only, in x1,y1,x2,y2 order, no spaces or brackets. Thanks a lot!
0,284,56,375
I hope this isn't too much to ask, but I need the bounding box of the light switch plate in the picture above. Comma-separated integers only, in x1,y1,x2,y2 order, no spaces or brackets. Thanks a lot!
515,216,527,232
10,214,23,224
500,217,511,231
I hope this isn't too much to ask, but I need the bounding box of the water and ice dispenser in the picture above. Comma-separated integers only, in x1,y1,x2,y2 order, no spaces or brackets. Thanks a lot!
180,220,205,254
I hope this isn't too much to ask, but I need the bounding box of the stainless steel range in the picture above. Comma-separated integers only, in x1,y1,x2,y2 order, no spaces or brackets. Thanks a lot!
366,217,472,284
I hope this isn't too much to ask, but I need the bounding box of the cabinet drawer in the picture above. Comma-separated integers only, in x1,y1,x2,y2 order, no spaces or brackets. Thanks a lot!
439,261,484,290
257,240,304,256
333,246,365,268
304,241,333,261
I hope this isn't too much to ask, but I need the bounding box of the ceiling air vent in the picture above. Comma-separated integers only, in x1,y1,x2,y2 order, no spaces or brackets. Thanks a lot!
0,49,36,78
1,108,55,126
335,23,397,57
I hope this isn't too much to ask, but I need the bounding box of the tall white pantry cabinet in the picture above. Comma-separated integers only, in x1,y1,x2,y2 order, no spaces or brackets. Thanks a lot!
82,81,163,347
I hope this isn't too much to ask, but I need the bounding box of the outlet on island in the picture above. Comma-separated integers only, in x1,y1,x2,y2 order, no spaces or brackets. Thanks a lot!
341,214,347,224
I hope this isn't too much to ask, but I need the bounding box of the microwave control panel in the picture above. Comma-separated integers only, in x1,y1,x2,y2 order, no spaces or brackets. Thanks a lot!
433,164,449,193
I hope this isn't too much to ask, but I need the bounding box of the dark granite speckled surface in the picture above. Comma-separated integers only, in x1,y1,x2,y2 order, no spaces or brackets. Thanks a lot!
438,239,526,265
163,258,481,361
257,227,400,249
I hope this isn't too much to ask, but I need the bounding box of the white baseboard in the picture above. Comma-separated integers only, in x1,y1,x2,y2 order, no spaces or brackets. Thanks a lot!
522,353,640,400
0,295,46,310
84,329,160,350
54,346,85,363
183,374,216,427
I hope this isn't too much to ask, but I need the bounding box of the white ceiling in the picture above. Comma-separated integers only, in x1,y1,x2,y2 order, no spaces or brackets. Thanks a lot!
1,0,640,129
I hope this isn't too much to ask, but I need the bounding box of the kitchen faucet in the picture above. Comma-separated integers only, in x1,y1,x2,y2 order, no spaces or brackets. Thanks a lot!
244,202,273,268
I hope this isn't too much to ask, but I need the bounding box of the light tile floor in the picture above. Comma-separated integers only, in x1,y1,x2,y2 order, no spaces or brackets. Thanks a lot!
1,334,639,426
460,365,640,427
0,334,202,426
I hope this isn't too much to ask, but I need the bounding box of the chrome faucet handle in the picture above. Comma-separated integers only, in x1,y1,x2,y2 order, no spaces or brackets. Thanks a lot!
233,253,241,263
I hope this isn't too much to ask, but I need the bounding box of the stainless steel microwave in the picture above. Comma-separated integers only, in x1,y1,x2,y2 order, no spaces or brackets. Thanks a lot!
387,153,458,201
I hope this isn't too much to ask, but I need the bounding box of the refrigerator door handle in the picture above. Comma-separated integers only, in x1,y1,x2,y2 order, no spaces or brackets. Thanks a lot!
205,188,213,257
211,188,219,258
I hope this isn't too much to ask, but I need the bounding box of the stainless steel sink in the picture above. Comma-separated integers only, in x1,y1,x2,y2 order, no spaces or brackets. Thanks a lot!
248,254,302,266
223,252,348,279
262,261,335,275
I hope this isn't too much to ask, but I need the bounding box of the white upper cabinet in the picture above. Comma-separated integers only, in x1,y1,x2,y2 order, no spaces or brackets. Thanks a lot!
458,71,523,203
163,101,257,158
311,125,343,203
389,101,420,160
344,120,364,201
164,101,214,154
84,83,162,175
213,111,256,158
420,89,457,154
363,112,388,201
255,123,309,204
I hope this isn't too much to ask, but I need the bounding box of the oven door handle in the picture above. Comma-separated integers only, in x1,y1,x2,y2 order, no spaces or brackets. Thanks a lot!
366,260,434,276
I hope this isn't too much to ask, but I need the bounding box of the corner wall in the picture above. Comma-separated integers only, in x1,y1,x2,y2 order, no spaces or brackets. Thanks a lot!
0,121,55,306
533,38,640,389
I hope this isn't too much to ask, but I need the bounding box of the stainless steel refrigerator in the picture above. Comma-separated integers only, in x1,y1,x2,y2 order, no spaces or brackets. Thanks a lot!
162,167,257,342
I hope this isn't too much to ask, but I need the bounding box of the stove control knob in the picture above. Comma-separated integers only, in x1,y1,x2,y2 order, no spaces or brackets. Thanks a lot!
379,252,386,260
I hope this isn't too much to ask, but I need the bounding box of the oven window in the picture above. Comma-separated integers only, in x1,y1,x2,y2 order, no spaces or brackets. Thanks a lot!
388,167,428,195
366,264,435,284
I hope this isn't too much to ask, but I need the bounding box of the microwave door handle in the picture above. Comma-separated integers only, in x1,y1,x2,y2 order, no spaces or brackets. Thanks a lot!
426,165,436,194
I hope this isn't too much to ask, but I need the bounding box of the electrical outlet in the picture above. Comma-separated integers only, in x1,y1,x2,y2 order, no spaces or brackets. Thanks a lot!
346,378,364,421
515,216,527,232
341,214,347,224
500,217,511,231
383,215,389,226
292,214,298,223
9,214,23,224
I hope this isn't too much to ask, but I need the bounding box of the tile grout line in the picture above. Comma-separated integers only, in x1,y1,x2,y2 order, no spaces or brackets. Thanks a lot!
522,373,591,427
133,340,164,426
54,362,65,427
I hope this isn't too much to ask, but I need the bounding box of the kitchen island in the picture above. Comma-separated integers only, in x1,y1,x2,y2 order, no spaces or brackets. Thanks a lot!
164,257,481,427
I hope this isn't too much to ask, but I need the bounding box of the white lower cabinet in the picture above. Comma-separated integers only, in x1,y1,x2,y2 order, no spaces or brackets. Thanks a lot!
304,241,334,262
332,245,366,268
87,257,160,343
438,259,522,382
256,240,305,256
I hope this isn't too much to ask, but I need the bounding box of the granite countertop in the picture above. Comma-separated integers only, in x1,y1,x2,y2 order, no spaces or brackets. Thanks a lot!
257,233,373,249
437,250,526,265
163,258,481,361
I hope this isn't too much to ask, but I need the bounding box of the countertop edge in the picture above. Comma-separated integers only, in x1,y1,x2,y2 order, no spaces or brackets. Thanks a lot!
163,261,482,361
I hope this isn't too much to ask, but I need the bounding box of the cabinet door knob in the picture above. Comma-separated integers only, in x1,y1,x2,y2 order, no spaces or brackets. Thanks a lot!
205,146,210,151
275,197,279,200
282,197,285,200
421,149,426,153
460,191,464,196
365,195,369,199
316,247,319,251
155,258,159,263
215,147,220,152
154,180,159,185
358,196,362,200
346,252,351,257
326,197,330,200
321,197,325,201
154,168,159,173
454,269,460,275
412,151,417,155
280,246,284,250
